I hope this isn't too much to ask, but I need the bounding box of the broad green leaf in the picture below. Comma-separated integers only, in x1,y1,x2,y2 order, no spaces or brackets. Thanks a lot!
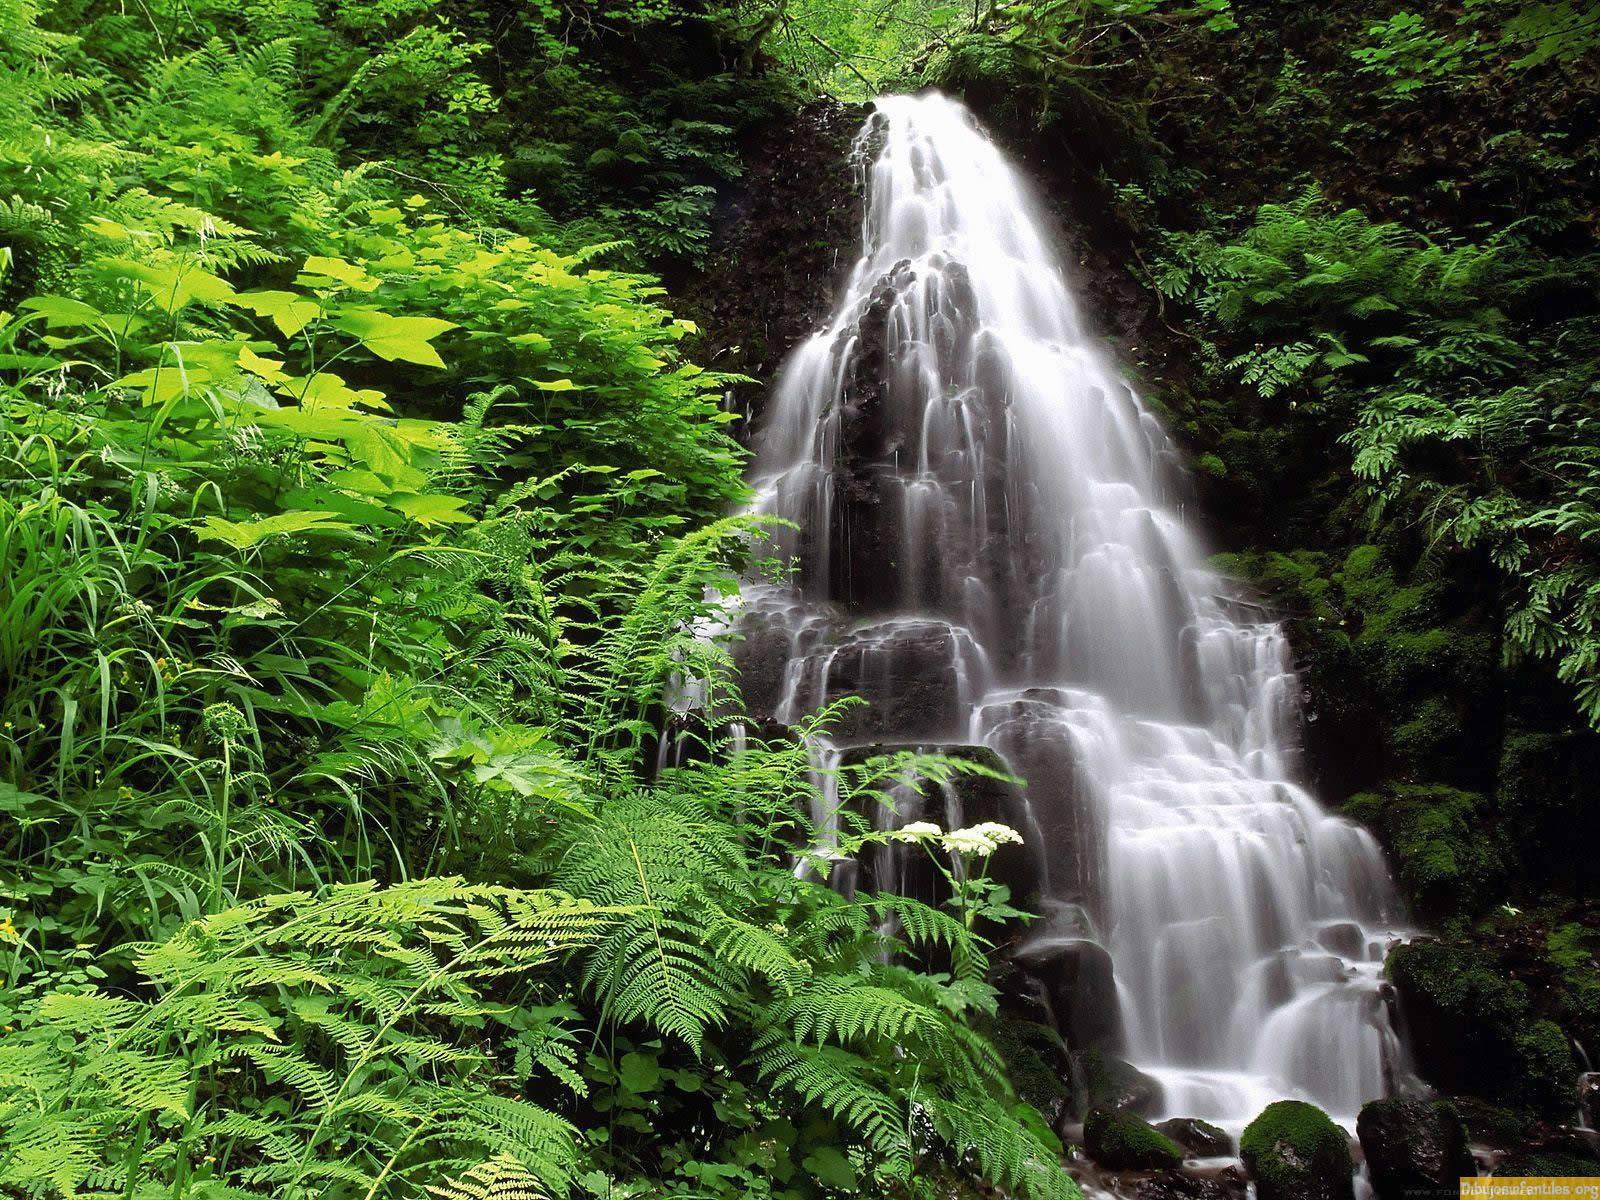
238,345,289,385
801,1147,856,1190
278,371,390,413
19,295,104,328
114,363,219,408
387,493,475,527
99,258,237,314
197,510,354,549
234,290,322,337
618,1052,660,1094
297,256,378,292
331,309,456,368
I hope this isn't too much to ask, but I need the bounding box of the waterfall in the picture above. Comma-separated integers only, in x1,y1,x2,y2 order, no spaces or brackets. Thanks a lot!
735,91,1410,1129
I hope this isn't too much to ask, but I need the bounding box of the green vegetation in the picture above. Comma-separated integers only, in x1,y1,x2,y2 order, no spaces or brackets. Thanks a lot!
1082,1106,1183,1170
1158,192,1600,730
1386,942,1576,1118
0,0,1083,1196
1343,785,1502,921
1239,1100,1354,1200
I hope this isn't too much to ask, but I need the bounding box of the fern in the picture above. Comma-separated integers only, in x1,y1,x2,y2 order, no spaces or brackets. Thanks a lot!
430,1154,549,1200
0,881,618,1199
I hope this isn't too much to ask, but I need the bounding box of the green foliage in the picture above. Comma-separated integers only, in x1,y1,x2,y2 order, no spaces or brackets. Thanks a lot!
1343,785,1503,921
0,10,1081,1199
1239,1100,1353,1200
1159,188,1600,730
1386,941,1578,1118
1353,2,1600,98
1082,1106,1183,1171
1495,1151,1600,1179
1352,11,1477,97
0,881,613,1197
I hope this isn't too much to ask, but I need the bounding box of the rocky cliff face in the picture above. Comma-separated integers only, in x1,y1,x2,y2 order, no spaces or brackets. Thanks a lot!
678,99,868,416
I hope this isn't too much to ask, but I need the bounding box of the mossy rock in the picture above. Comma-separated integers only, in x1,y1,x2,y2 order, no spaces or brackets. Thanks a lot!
1240,1100,1354,1200
980,1015,1072,1125
1084,1104,1184,1170
1387,940,1576,1119
1342,784,1502,921
1447,1097,1532,1149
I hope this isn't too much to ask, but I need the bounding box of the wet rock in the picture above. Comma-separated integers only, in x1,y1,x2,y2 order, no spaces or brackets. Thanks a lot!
1504,1123,1600,1169
1240,1100,1355,1200
1084,1105,1184,1170
1132,1167,1248,1200
980,1009,1074,1130
1316,921,1367,960
811,620,977,739
731,618,806,716
1447,1096,1532,1149
1076,1047,1163,1116
1156,1117,1233,1158
1582,1074,1599,1132
1016,934,1124,1052
976,697,1103,912
682,98,867,396
1356,1098,1475,1200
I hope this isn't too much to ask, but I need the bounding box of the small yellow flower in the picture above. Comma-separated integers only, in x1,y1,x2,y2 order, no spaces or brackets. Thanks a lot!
0,917,18,942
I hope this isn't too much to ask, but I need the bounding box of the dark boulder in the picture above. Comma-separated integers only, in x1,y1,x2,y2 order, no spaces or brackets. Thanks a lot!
1447,1096,1532,1149
1385,940,1577,1119
1016,933,1124,1052
978,694,1103,910
1076,1047,1163,1115
1084,1105,1184,1170
1316,921,1368,961
1356,1098,1475,1199
979,1010,1074,1130
1240,1100,1355,1200
1156,1117,1233,1158
811,620,976,739
1500,1123,1600,1173
1132,1167,1248,1200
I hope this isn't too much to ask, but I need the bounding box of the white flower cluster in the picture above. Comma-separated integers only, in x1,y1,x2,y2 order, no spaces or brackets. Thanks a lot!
890,820,1024,856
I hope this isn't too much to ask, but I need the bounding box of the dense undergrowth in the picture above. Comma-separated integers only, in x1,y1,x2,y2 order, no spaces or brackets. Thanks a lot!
0,0,1081,1196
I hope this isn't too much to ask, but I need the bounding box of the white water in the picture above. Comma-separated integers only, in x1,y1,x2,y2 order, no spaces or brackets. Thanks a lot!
736,92,1410,1129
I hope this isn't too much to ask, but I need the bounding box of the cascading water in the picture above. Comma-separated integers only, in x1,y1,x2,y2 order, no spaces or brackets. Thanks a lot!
735,92,1411,1131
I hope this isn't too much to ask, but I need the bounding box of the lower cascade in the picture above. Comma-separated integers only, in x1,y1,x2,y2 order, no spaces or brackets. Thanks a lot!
735,92,1412,1130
